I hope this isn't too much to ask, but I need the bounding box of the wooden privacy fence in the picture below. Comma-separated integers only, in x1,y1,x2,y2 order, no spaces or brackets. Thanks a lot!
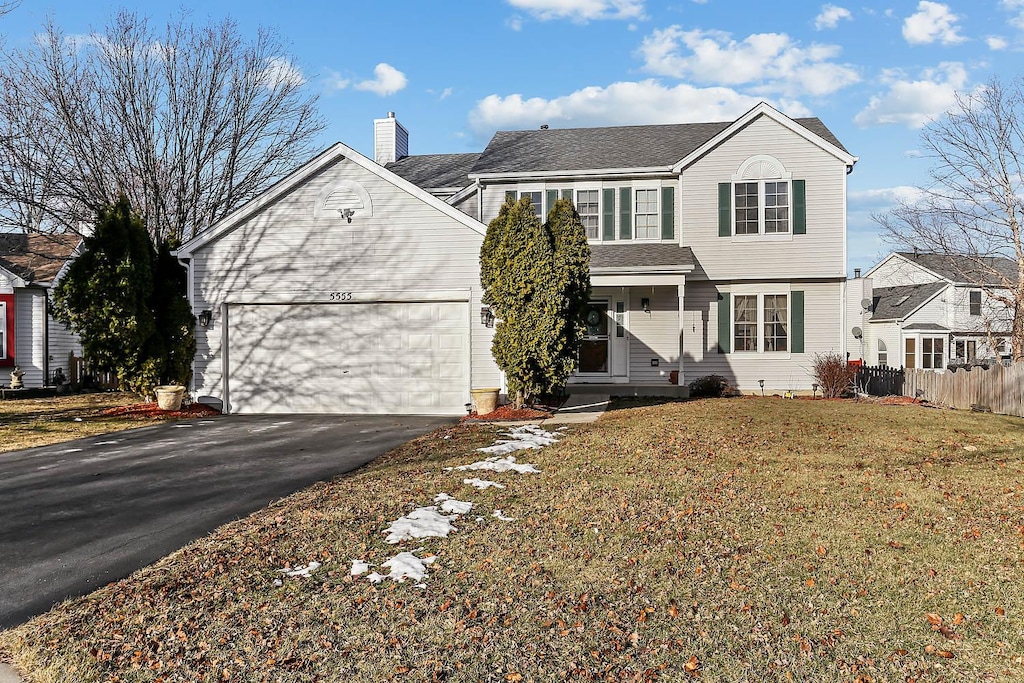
67,353,119,390
855,365,904,397
903,363,1024,418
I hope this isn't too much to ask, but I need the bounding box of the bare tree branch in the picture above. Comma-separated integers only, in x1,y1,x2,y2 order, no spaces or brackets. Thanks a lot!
874,77,1024,362
0,10,324,245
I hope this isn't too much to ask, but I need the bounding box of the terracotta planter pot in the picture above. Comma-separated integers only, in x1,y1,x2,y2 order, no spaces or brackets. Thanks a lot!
470,388,500,416
154,385,186,411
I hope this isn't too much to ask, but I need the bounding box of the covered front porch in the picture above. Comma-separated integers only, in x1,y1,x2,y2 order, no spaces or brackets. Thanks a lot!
569,244,699,395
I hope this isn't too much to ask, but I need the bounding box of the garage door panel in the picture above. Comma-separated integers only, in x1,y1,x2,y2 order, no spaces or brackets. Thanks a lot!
228,301,468,415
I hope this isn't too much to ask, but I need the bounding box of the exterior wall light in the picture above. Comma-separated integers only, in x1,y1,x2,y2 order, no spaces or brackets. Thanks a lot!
198,309,213,327
480,306,495,328
641,297,651,313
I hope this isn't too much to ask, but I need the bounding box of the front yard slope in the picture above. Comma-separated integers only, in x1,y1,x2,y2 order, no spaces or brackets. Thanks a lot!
1,399,1022,681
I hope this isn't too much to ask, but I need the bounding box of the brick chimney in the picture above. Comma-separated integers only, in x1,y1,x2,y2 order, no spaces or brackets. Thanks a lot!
373,112,408,165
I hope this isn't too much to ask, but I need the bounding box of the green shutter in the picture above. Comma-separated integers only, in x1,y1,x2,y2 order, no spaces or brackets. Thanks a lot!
561,188,572,202
505,190,516,204
602,188,615,241
717,292,731,354
546,189,557,218
619,187,632,240
718,183,731,237
791,290,805,353
792,180,806,235
661,186,675,240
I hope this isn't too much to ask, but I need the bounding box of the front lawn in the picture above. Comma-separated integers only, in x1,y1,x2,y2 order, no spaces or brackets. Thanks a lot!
2,399,1022,681
0,393,157,453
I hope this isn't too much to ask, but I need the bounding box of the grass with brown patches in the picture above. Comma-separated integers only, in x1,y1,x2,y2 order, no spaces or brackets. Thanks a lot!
0,392,170,453
2,398,1023,681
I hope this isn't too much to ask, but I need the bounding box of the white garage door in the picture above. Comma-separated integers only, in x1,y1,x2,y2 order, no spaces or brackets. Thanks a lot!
226,301,469,414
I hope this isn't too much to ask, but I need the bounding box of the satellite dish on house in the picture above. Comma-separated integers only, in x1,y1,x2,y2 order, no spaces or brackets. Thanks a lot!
852,326,863,339
860,298,872,310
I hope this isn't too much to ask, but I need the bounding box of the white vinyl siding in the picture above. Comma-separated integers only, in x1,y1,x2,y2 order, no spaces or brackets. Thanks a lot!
867,257,940,286
627,286,678,383
681,114,847,279
47,311,82,377
190,156,497,411
14,289,46,387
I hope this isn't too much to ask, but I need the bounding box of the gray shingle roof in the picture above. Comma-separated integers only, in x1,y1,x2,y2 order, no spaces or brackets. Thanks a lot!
589,243,697,271
896,252,1017,286
903,322,950,330
470,117,847,175
386,153,480,190
871,282,947,320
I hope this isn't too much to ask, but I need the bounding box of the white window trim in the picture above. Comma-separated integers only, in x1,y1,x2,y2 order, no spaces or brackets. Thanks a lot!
730,285,792,357
0,300,6,361
877,339,888,367
902,332,948,370
633,186,660,241
731,154,793,241
968,289,983,317
575,187,602,241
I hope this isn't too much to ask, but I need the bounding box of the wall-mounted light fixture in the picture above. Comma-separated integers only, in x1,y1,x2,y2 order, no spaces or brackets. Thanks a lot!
641,297,651,314
758,378,765,396
198,309,212,327
338,208,355,223
480,306,495,328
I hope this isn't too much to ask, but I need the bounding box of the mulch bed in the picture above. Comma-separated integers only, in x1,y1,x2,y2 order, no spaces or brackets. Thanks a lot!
99,402,222,419
460,404,553,422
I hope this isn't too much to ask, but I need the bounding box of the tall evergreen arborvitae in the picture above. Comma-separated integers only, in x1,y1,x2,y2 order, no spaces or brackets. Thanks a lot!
52,196,195,396
480,196,590,407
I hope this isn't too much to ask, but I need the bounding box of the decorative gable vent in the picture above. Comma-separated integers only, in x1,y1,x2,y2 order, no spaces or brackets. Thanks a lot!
734,154,791,180
313,179,374,221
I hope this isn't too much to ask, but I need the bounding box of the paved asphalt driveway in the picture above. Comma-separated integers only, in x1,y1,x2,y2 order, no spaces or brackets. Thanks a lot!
0,414,452,628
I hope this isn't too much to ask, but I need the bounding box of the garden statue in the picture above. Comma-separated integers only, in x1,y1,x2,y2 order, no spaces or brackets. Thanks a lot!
10,366,24,389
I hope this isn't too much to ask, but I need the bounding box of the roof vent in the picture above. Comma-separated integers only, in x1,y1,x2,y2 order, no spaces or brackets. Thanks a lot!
540,124,549,130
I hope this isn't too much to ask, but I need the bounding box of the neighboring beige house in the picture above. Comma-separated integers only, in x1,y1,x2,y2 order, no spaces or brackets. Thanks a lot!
0,233,82,388
858,252,1016,370
176,102,858,414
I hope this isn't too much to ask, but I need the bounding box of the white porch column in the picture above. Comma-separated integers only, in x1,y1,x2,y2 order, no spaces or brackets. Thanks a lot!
677,279,686,386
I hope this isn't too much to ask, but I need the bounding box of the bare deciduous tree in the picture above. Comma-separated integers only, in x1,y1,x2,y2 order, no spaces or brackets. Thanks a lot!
0,10,324,244
874,77,1024,362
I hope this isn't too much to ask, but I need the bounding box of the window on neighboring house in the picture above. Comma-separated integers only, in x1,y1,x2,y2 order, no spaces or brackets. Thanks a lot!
576,190,599,240
0,300,6,361
905,338,916,369
969,290,982,316
734,294,788,352
634,189,659,239
520,191,542,219
955,339,976,363
877,339,888,367
921,337,944,369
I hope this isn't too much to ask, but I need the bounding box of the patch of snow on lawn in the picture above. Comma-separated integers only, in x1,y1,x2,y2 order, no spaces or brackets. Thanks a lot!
380,551,437,583
492,510,515,521
475,425,559,455
350,559,369,576
433,493,473,515
463,478,505,490
277,561,321,578
449,455,541,474
384,506,459,544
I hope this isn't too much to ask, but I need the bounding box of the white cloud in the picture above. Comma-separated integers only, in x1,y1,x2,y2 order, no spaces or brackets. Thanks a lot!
468,79,811,139
854,62,968,128
259,57,305,89
322,69,350,92
506,15,524,30
354,63,408,97
902,1,965,45
815,5,852,30
505,0,644,21
986,35,1009,50
849,186,925,206
638,26,859,97
1003,0,1024,29
439,87,453,100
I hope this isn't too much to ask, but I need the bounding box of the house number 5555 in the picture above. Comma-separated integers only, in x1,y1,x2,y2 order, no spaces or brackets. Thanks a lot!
329,292,353,301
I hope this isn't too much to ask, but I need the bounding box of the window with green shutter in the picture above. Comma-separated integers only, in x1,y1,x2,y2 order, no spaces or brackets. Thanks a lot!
717,292,731,354
790,290,804,353
602,188,615,241
792,180,806,235
661,186,675,240
619,187,632,240
718,183,732,237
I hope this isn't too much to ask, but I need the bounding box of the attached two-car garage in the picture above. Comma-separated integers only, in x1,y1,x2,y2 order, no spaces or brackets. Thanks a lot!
225,300,470,415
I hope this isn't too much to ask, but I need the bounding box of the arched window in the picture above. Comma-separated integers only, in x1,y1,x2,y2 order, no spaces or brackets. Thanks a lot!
877,339,888,367
731,155,793,235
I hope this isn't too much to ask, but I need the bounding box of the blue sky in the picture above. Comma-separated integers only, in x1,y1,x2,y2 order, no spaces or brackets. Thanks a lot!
3,0,1023,273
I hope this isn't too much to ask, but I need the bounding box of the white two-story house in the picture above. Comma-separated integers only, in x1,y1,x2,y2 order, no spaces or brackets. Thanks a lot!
176,102,857,414
860,251,1016,370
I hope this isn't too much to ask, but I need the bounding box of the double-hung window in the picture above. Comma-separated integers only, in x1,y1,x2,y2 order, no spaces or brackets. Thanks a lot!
733,293,788,353
969,290,982,316
721,155,803,237
921,337,944,369
733,181,790,234
634,189,659,239
0,300,6,361
576,189,600,240
877,340,888,366
520,191,542,220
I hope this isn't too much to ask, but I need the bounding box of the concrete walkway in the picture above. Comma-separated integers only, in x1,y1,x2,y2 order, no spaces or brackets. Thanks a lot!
0,663,24,683
543,393,610,425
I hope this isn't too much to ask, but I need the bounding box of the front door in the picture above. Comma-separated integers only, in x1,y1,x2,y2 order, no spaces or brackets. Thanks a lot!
578,300,610,376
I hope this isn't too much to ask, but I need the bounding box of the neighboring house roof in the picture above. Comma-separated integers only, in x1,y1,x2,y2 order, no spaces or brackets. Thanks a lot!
871,282,946,321
590,244,697,272
0,232,81,285
893,252,1017,286
470,113,847,176
903,322,950,331
386,153,480,192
